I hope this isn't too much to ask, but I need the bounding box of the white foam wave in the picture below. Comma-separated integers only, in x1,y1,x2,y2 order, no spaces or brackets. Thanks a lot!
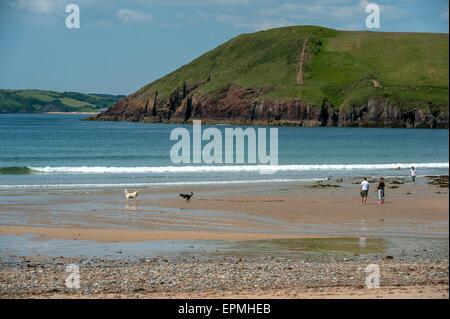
29,163,449,174
0,178,322,189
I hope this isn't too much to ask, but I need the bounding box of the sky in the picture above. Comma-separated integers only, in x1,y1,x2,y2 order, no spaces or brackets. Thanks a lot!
0,0,448,95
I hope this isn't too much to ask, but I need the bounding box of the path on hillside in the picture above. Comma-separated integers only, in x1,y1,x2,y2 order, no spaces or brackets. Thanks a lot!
296,36,310,85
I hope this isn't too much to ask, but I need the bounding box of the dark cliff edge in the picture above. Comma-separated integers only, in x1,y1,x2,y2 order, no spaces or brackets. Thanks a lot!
91,83,448,128
91,26,449,128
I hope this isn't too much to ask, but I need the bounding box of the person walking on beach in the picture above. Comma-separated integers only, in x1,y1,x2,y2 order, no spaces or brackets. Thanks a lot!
376,177,385,204
360,177,370,205
411,166,417,185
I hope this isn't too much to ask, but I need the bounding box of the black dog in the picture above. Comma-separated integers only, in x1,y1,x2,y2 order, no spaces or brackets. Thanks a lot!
180,192,194,202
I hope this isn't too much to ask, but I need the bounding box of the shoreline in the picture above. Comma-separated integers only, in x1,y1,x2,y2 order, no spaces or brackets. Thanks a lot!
91,115,450,129
2,113,449,128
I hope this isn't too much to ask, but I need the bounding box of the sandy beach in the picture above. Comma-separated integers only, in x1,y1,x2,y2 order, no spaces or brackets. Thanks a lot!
0,176,448,298
1,177,448,241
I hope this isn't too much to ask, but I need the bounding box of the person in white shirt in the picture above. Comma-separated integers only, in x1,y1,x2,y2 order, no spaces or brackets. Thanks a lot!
411,166,417,185
360,177,370,205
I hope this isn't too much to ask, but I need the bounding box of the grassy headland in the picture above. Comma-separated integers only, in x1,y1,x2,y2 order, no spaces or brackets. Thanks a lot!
0,89,124,113
95,26,448,127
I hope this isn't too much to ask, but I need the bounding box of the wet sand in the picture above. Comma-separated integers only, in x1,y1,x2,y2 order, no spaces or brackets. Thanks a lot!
0,225,311,242
0,178,448,241
0,177,448,298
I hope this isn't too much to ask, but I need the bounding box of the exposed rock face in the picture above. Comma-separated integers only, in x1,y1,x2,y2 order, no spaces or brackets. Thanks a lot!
92,83,448,128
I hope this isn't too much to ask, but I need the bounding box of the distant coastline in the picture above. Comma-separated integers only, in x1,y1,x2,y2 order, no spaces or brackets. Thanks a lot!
0,89,124,114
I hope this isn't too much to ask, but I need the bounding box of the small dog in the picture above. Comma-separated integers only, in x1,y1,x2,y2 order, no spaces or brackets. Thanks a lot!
125,189,139,200
180,192,194,202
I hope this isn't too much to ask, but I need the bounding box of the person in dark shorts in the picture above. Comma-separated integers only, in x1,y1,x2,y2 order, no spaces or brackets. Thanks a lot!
360,177,370,205
376,177,385,204
411,166,417,185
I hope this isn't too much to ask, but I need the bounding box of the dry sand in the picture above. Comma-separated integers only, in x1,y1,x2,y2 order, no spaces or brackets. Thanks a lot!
34,285,448,299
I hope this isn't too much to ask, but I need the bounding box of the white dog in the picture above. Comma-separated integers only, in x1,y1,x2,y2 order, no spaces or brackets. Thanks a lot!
124,189,139,200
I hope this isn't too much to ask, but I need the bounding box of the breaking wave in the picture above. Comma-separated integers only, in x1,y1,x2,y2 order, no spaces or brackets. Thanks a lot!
0,178,322,189
25,163,449,174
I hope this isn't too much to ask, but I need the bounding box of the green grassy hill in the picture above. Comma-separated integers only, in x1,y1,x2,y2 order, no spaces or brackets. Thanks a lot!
95,26,449,127
0,89,124,113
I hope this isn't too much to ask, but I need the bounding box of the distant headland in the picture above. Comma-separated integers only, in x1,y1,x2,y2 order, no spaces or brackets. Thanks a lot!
0,89,124,114
92,26,449,128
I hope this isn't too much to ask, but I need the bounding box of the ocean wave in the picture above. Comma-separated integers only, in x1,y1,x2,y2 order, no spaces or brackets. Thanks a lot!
26,163,449,174
0,166,33,174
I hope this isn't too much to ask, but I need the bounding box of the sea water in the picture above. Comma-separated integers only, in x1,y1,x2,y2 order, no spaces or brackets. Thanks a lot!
0,114,448,189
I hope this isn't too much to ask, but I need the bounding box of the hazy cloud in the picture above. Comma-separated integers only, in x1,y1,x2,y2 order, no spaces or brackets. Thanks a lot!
138,0,267,6
441,4,449,21
215,0,406,31
260,0,405,20
216,13,290,30
10,0,62,14
116,8,153,24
